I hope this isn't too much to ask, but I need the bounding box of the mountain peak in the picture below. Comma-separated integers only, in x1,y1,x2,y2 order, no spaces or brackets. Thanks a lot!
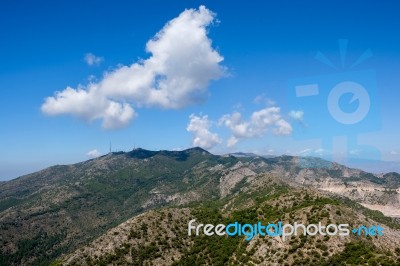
183,147,210,154
126,148,157,159
122,147,211,160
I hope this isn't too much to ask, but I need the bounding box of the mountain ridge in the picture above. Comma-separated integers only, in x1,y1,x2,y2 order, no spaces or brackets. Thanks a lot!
3,147,399,185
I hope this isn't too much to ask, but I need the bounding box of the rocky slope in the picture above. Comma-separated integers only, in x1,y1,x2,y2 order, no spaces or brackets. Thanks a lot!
60,182,400,265
233,155,400,217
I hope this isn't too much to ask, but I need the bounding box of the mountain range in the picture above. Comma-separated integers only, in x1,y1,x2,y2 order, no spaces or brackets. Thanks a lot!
1,147,400,265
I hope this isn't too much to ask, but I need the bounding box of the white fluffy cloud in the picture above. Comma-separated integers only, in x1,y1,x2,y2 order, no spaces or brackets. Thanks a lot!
220,107,292,147
187,114,221,149
84,53,104,66
86,149,101,158
42,6,224,129
41,86,136,129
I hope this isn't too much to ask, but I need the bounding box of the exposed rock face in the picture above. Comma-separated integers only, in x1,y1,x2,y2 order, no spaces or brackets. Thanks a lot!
219,161,256,197
238,155,400,218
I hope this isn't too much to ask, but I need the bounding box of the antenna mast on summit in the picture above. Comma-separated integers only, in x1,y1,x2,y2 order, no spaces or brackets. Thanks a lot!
109,141,111,153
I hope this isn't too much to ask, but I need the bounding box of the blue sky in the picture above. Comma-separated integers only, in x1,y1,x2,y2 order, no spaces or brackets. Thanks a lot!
1,0,400,180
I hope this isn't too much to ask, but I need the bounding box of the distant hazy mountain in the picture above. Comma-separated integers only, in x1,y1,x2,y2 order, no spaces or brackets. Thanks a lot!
229,152,260,158
337,158,400,174
229,152,400,174
1,147,400,265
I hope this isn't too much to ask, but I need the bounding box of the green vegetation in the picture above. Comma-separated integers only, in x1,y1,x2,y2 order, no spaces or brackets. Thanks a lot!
0,197,25,212
173,207,241,266
0,231,67,266
325,242,400,266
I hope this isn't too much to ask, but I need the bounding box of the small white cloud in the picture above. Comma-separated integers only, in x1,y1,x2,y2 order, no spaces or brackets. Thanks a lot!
227,136,238,148
349,149,361,156
187,114,221,149
86,149,101,158
253,94,275,106
233,102,243,110
299,148,312,155
219,106,292,147
84,53,104,66
253,95,264,104
42,6,225,130
87,75,97,82
289,110,304,121
314,148,327,156
298,148,329,157
390,151,398,155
